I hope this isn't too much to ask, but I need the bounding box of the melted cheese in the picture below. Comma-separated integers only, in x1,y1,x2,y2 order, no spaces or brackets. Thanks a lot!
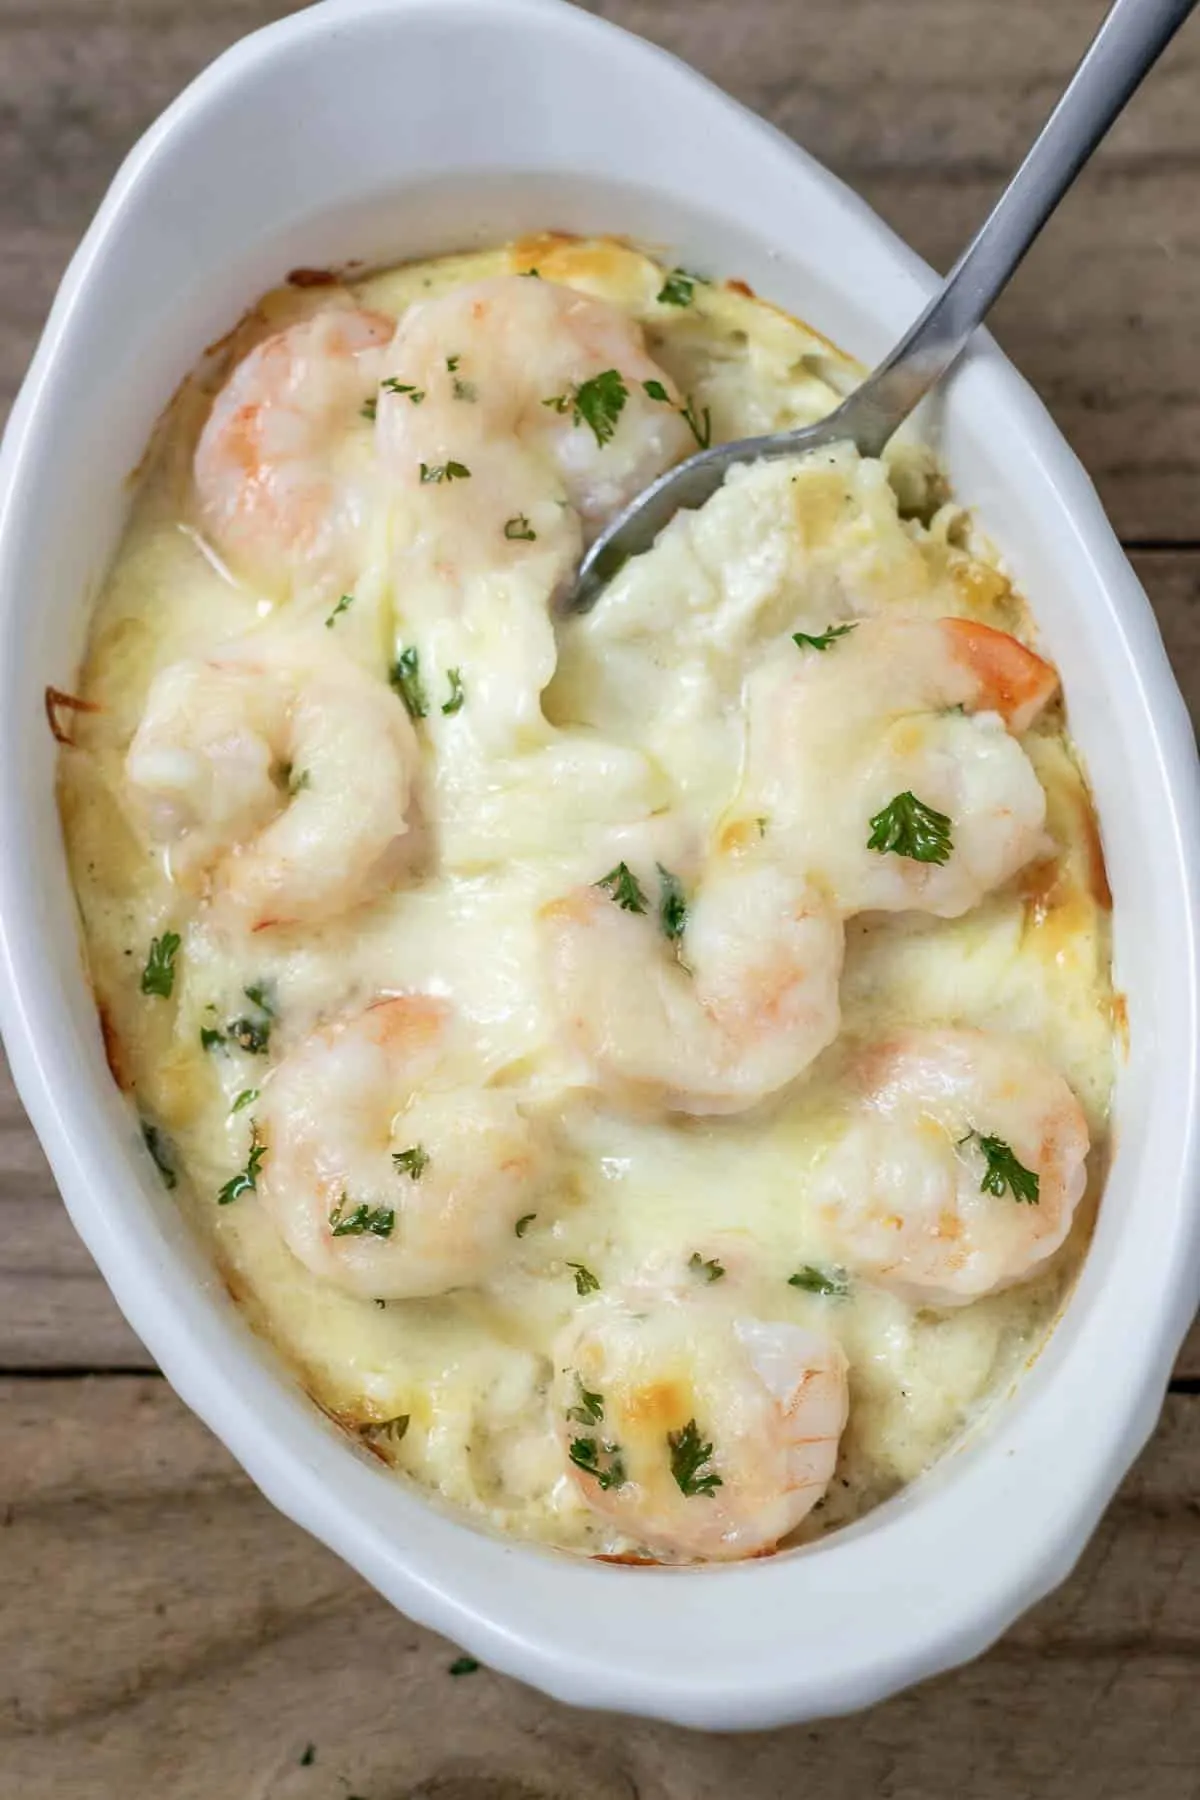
58,236,1114,1558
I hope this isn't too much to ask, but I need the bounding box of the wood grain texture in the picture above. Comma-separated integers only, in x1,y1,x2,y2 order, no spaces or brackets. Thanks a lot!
1,1375,1199,1799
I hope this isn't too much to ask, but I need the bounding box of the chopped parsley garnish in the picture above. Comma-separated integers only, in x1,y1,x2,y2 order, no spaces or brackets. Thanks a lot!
329,1194,395,1238
867,791,953,865
390,645,427,719
325,592,354,628
668,1418,722,1498
227,1015,270,1055
141,1122,177,1190
217,1131,265,1206
567,1261,600,1296
446,355,460,371
568,1436,626,1490
452,377,477,402
140,931,180,999
361,397,377,422
566,1379,604,1426
449,1656,480,1676
966,1132,1041,1205
520,267,541,277
441,668,465,715
657,864,687,942
514,1212,537,1237
230,1088,259,1115
657,268,702,306
392,1144,429,1180
643,378,671,403
688,1252,725,1283
381,377,425,403
681,394,712,449
199,1026,225,1052
362,1414,410,1443
544,369,628,448
419,460,471,483
299,1744,316,1767
595,861,647,914
789,1264,851,1298
287,767,311,795
504,514,537,541
792,622,857,652
243,981,275,1017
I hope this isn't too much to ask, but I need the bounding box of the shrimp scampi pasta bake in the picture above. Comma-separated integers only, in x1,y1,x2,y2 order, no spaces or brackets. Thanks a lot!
58,235,1115,1563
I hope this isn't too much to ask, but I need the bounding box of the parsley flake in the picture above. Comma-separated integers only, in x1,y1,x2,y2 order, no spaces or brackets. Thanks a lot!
419,460,471,483
446,355,460,372
141,1122,178,1190
218,1131,265,1206
789,1265,851,1298
361,1414,410,1444
566,1379,605,1426
867,791,953,865
230,1088,259,1115
668,1418,722,1498
227,1015,270,1056
441,668,465,715
568,1436,626,1490
688,1252,725,1283
361,397,377,422
381,377,425,403
595,861,648,914
643,378,671,403
792,622,857,652
287,767,311,796
299,1744,316,1767
140,931,180,999
243,980,275,1017
390,645,427,719
967,1132,1041,1205
567,1261,600,1296
515,1212,537,1238
329,1194,395,1238
545,370,629,448
657,268,703,306
199,1026,226,1052
657,864,687,942
681,394,712,449
326,592,354,628
392,1144,429,1181
504,514,537,541
449,1656,480,1676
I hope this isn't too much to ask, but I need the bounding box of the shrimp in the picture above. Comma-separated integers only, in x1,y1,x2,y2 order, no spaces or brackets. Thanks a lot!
553,1285,848,1561
258,996,549,1299
539,850,844,1114
377,275,693,544
194,305,394,598
124,629,419,929
812,1028,1089,1306
744,616,1059,918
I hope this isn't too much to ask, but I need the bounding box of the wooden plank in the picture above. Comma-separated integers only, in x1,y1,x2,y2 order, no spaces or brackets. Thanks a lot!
0,1373,1198,1796
1,542,1198,1374
0,0,1198,541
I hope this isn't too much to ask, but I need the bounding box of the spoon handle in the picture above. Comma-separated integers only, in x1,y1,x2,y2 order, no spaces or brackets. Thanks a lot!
840,0,1195,457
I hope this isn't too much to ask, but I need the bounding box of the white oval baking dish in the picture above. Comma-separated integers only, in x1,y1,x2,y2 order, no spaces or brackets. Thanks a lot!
1,0,1198,1731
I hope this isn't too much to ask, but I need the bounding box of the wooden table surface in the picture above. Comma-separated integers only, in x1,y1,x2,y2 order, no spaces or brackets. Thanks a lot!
3,1,1199,1793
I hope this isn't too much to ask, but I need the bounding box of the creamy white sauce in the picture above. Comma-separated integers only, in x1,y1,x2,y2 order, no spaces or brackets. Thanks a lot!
58,236,1113,1558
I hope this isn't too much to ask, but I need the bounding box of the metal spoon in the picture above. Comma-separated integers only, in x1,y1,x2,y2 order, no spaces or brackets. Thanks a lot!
565,0,1194,615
